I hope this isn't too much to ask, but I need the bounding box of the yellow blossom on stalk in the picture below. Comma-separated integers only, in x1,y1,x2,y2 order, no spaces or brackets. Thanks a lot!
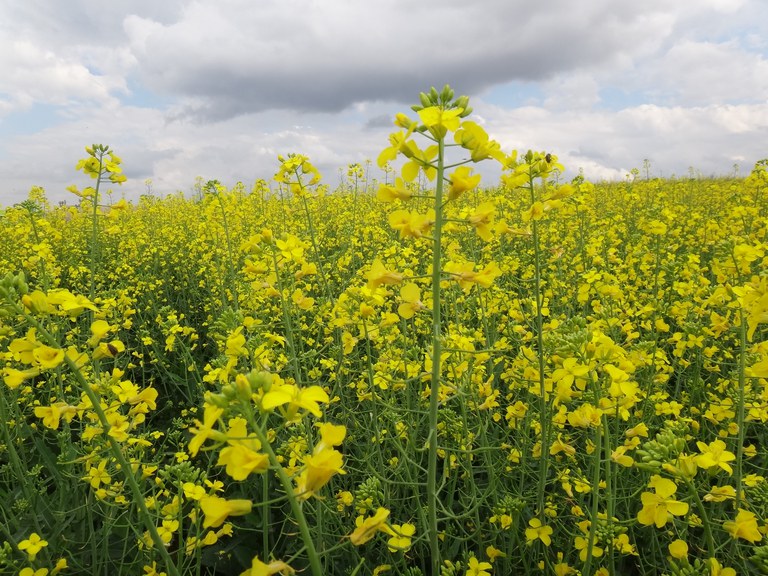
386,523,415,552
188,403,226,457
9,329,40,364
485,545,506,562
217,418,269,481
19,568,48,576
3,366,41,389
349,507,390,545
378,129,415,168
567,403,603,428
574,535,603,562
240,556,294,576
34,402,77,430
46,288,98,316
157,519,179,545
444,260,501,291
708,558,737,576
18,533,48,561
646,220,668,235
417,105,463,139
377,178,414,202
610,445,634,467
454,120,503,162
291,289,314,311
294,423,346,500
388,209,435,239
93,339,125,360
525,517,553,546
32,344,64,370
695,439,736,475
183,482,206,501
88,319,115,346
260,382,329,422
398,283,425,319
467,202,496,242
733,276,768,341
703,485,736,502
637,475,688,528
447,166,481,201
400,141,438,182
552,358,590,387
723,508,763,542
522,201,545,222
550,434,576,457
367,259,403,290
200,495,252,529
668,539,688,559
465,556,493,576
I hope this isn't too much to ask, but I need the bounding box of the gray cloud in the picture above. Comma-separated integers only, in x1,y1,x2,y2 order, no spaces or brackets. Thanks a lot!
122,0,687,121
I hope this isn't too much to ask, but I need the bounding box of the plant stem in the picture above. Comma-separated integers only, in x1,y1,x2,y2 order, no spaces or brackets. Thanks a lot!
427,135,446,576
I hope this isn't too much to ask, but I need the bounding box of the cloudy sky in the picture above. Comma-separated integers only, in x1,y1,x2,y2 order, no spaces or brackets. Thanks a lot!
1,0,767,206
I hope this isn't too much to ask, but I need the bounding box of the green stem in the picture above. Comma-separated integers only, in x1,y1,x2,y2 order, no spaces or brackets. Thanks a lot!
582,420,603,576
735,311,747,509
89,153,105,300
530,172,549,519
427,136,446,576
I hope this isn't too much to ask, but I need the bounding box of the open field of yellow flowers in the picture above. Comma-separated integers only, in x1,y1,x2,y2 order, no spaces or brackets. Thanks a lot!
2,86,768,576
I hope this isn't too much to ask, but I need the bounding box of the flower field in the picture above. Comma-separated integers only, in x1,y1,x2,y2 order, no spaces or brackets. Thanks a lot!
2,86,768,576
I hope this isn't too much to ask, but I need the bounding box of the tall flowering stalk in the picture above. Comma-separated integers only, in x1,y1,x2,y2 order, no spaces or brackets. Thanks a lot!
375,85,505,574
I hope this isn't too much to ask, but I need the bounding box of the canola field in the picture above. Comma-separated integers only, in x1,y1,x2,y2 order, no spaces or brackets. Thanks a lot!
2,87,768,576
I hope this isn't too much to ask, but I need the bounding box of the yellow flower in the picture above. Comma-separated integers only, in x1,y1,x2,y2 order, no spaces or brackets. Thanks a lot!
417,105,463,139
157,519,179,545
636,475,689,528
32,345,65,369
567,403,603,428
3,366,41,389
19,568,48,576
386,523,415,552
574,535,603,562
703,485,736,502
447,166,482,200
199,495,252,529
668,539,688,559
522,201,545,222
388,209,435,239
295,446,346,501
465,556,492,576
34,402,77,430
85,459,111,489
398,283,425,319
524,517,553,546
18,532,48,561
366,259,403,290
467,202,496,242
722,508,763,543
239,555,294,576
444,261,501,291
695,439,736,475
708,558,737,576
377,178,414,202
485,545,506,562
188,403,225,457
349,507,390,545
260,383,329,422
217,443,269,481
